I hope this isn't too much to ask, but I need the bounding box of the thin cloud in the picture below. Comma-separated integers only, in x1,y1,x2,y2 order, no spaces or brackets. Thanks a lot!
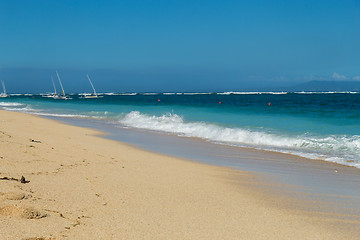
332,72,347,80
353,76,360,81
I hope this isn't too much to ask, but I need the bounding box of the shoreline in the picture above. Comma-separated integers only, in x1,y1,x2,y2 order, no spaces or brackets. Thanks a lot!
2,96,360,170
59,117,360,208
0,110,359,239
35,113,360,170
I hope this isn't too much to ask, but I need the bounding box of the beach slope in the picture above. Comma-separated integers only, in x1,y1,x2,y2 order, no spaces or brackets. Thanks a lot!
0,110,357,239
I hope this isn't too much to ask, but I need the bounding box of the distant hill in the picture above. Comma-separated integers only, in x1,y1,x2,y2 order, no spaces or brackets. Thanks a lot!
289,80,360,92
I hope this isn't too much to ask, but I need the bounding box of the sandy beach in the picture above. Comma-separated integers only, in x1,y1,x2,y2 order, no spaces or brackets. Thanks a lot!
0,110,359,239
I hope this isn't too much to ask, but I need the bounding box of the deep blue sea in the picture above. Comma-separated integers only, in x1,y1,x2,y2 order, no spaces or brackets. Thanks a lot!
1,91,360,168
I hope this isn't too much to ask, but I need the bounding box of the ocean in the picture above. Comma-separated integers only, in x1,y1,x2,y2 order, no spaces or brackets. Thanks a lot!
1,92,360,168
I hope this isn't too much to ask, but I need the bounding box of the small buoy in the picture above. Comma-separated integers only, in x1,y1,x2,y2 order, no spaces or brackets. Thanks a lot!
219,102,222,104
268,102,271,106
157,99,160,102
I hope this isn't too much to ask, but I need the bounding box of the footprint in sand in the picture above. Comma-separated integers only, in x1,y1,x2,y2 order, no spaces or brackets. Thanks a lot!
22,238,52,240
0,192,30,200
0,205,47,219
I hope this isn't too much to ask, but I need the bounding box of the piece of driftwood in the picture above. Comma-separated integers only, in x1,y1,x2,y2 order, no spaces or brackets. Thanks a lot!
0,176,30,184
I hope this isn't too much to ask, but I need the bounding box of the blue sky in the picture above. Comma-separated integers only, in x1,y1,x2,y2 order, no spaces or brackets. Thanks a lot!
0,0,359,93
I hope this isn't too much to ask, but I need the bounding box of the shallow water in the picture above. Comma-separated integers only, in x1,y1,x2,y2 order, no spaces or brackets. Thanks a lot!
1,92,360,168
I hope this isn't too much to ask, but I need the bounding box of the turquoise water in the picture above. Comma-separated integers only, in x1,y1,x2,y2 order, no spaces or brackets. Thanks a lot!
1,92,360,167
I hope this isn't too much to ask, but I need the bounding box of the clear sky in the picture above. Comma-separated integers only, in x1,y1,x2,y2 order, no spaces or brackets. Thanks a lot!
0,0,359,93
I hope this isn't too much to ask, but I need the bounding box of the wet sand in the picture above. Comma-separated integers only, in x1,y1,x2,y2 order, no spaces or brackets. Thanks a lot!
0,110,359,239
61,117,360,217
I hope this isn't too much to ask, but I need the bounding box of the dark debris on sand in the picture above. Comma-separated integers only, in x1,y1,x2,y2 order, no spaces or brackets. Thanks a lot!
0,175,30,184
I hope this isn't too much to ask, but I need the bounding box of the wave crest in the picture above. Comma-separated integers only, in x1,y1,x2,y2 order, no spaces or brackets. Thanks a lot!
119,111,360,167
0,102,24,107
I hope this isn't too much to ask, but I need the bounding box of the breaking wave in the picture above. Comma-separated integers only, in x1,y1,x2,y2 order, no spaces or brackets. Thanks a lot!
0,102,24,107
119,111,360,168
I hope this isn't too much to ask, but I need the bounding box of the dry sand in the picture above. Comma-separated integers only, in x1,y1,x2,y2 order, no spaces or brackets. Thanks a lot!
0,110,359,239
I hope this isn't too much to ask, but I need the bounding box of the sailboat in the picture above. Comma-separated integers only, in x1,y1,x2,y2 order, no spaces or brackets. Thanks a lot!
82,74,103,99
42,76,60,98
0,80,8,98
54,71,72,100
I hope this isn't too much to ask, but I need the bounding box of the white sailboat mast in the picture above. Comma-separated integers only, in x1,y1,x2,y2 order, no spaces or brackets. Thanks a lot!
1,81,6,95
51,76,57,94
86,74,97,96
56,71,66,97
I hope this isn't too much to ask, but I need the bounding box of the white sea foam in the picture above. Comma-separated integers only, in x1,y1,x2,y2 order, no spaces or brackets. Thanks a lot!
140,91,358,95
3,106,34,112
119,111,360,167
1,103,102,119
119,111,299,148
84,91,359,96
293,91,359,94
0,102,24,107
33,112,91,118
183,92,215,95
218,91,288,95
163,93,183,95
